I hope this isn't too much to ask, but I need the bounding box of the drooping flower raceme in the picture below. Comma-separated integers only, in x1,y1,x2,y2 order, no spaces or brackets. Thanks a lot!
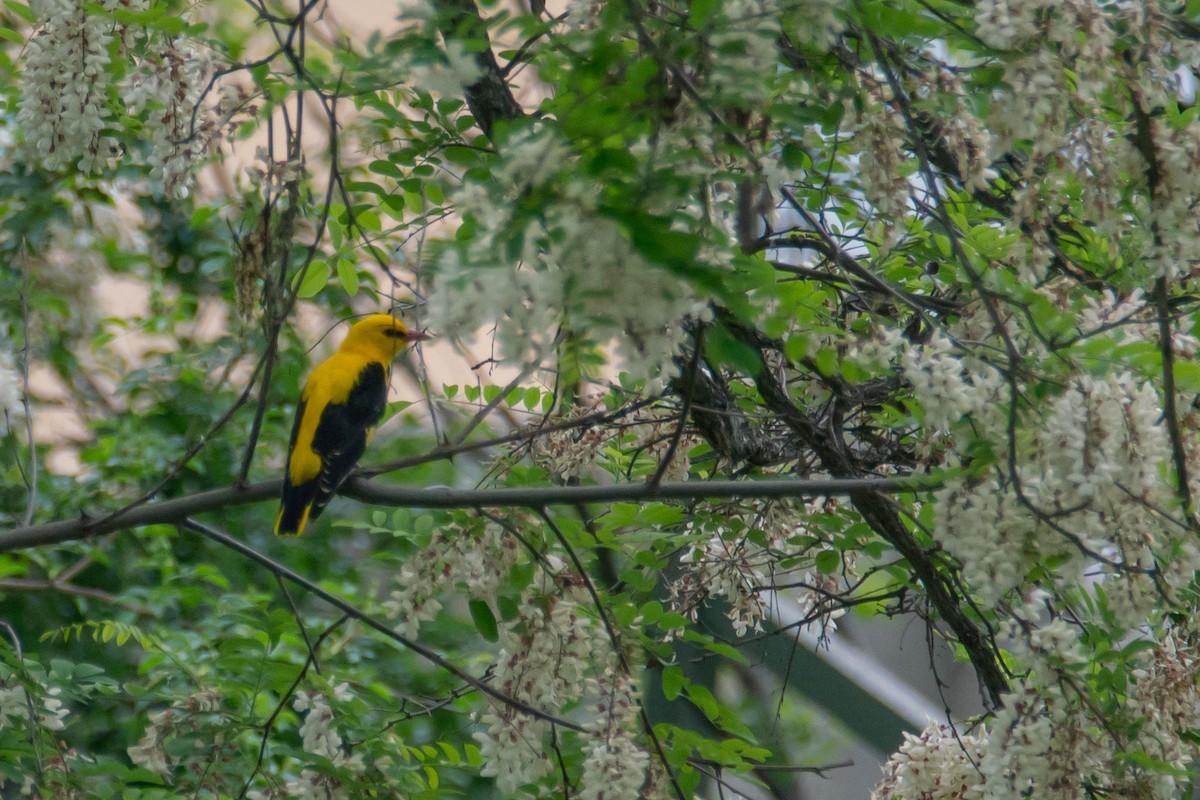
19,0,231,195
383,520,519,639
428,125,713,394
871,721,987,800
18,0,142,173
124,40,215,199
471,566,651,799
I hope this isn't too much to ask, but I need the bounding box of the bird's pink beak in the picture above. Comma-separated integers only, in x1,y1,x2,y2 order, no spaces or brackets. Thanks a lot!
405,329,431,342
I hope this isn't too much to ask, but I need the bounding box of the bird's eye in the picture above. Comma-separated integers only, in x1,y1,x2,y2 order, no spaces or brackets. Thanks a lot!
383,328,406,338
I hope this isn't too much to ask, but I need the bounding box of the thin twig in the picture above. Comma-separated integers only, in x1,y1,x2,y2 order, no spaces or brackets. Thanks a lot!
18,253,35,527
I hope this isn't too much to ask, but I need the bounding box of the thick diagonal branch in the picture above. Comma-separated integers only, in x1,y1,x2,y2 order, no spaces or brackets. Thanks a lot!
433,0,525,138
717,320,1009,707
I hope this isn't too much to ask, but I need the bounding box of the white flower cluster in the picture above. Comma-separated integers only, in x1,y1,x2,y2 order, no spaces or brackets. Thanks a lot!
936,479,1038,607
127,707,173,777
124,40,216,199
475,580,607,793
383,521,519,639
0,679,68,733
891,330,1005,433
927,68,998,194
18,0,234,194
475,573,653,798
1067,119,1140,247
978,682,1097,800
871,721,987,800
1075,288,1149,339
673,526,769,637
786,0,843,47
18,0,144,172
294,689,342,759
530,416,612,482
244,146,307,196
127,688,222,779
937,371,1200,617
629,406,702,483
566,0,603,30
910,629,1200,800
977,0,1113,109
428,125,712,394
286,684,364,800
670,501,852,637
851,89,912,235
0,347,25,436
1122,632,1200,798
971,2,1144,263
1138,116,1200,277
578,669,648,800
409,39,481,99
706,0,782,104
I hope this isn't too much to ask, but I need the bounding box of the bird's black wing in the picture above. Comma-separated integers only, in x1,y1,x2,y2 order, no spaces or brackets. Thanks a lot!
306,361,389,522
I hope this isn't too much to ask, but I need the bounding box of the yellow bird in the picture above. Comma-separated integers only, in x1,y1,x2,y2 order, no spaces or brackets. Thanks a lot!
275,314,428,536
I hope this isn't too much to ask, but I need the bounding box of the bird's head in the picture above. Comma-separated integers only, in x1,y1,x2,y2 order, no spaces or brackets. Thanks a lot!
342,314,430,359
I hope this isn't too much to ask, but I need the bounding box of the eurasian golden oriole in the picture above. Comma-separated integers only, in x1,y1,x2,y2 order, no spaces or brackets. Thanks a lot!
275,314,428,536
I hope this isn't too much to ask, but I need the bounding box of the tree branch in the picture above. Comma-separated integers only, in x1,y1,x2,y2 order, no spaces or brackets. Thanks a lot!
433,0,525,138
718,317,1010,707
0,475,938,554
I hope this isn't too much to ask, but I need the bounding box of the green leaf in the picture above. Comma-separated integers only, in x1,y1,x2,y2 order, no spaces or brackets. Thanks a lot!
443,146,480,165
661,664,685,700
295,262,330,298
815,549,841,574
690,0,719,26
813,348,838,377
369,159,403,178
0,27,24,44
3,0,34,23
337,258,358,297
706,325,760,374
469,600,498,642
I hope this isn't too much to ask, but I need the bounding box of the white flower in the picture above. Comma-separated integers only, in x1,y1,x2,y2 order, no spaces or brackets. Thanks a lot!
409,40,482,98
707,0,782,104
384,521,519,638
872,721,987,800
428,126,711,394
124,39,215,199
17,0,145,172
579,734,649,800
0,685,27,728
128,709,173,778
899,331,1003,433
0,349,24,436
852,92,912,232
474,578,617,793
295,691,342,760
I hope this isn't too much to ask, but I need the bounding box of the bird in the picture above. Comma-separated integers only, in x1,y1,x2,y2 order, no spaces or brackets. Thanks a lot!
275,314,428,536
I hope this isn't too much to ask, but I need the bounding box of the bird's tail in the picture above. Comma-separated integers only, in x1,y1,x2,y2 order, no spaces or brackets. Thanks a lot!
275,482,318,536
